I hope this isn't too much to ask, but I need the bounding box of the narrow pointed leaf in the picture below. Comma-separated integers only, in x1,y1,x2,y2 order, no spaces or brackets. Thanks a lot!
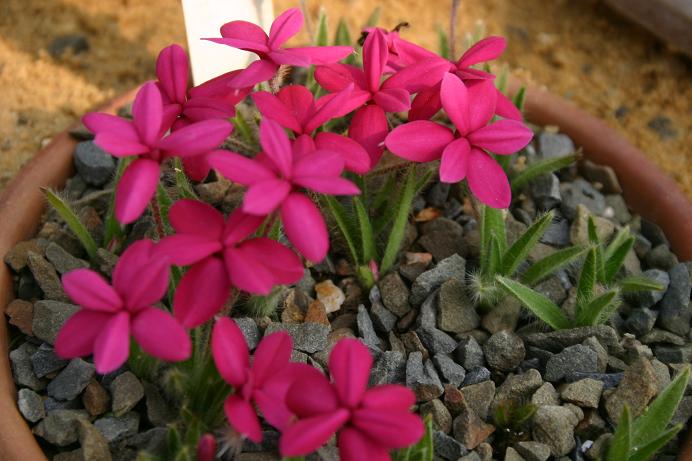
480,205,506,274
174,158,199,200
437,25,450,60
607,406,632,461
512,86,526,113
576,247,597,309
353,196,376,263
603,236,634,283
486,233,502,278
496,276,571,330
334,18,352,46
323,195,360,265
511,154,577,191
364,7,381,27
604,226,631,261
521,245,588,286
315,9,329,46
103,157,129,249
501,210,554,277
630,425,683,461
43,188,98,260
381,167,416,276
619,275,666,293
575,289,619,327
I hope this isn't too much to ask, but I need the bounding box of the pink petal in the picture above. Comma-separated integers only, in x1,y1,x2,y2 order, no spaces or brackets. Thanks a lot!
189,69,251,100
292,150,343,178
277,85,314,130
338,428,390,461
409,84,442,121
169,198,225,239
363,29,388,92
351,408,425,449
93,311,130,374
207,150,276,185
304,83,354,133
225,395,262,442
440,138,471,183
314,132,371,174
161,103,182,134
381,57,450,94
495,89,523,121
182,154,211,182
55,310,111,358
115,158,160,224
279,410,350,457
384,120,453,162
349,105,388,166
212,317,249,387
440,73,471,134
228,59,278,88
93,132,150,157
329,339,373,407
236,238,304,286
253,372,296,431
361,385,416,411
156,234,222,266
391,35,442,66
467,80,497,131
268,7,303,49
83,113,138,138
62,269,122,311
467,147,511,208
174,257,230,328
292,133,317,159
373,87,410,113
243,179,291,215
113,240,169,310
252,331,292,386
156,44,189,105
457,36,507,68
132,82,164,147
267,49,311,67
223,209,264,246
158,119,232,157
287,46,353,65
252,91,302,133
259,118,293,177
224,246,276,295
181,97,235,123
132,307,191,362
112,239,157,293
293,175,360,196
314,64,366,92
468,119,533,154
281,193,329,263
285,366,339,417
217,20,269,52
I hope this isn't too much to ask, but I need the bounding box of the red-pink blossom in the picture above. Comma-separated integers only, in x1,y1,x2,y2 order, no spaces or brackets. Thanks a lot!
83,82,232,223
205,8,353,88
212,317,310,442
55,240,190,374
386,73,533,208
196,434,217,461
156,199,304,328
279,339,424,460
208,118,360,263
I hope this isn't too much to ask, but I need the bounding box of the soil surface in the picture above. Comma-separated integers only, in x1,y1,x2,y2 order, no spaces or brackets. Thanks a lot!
1,0,690,195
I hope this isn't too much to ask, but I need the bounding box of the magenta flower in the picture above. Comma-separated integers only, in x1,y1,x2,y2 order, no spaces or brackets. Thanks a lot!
279,339,424,459
385,73,533,208
252,84,371,173
315,28,448,166
156,199,303,328
363,27,440,72
208,118,360,263
83,82,232,223
196,434,217,461
206,8,353,88
212,317,310,442
55,240,190,374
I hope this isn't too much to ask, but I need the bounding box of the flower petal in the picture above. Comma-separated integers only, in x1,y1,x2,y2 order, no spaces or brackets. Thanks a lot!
93,132,150,157
292,149,343,178
207,150,276,185
62,269,122,311
224,247,276,295
119,249,169,310
409,85,442,121
338,428,390,461
495,89,523,121
181,154,211,182
93,311,130,374
468,119,533,154
457,36,507,68
132,307,191,362
82,112,139,140
156,44,189,104
236,238,304,286
279,409,350,457
223,209,265,246
281,193,328,263
169,198,225,239
259,118,293,177
285,365,339,417
225,395,262,442
373,88,410,113
156,234,222,266
287,46,353,65
329,338,373,408
466,147,511,208
385,120,453,162
304,84,354,133
439,137,471,183
361,385,416,411
467,80,497,131
351,408,425,449
218,20,269,52
277,85,315,129
268,7,303,49
363,29,388,92
252,331,292,386
292,133,317,159
55,310,111,358
349,105,388,166
212,317,250,387
132,82,164,147
314,132,371,174
252,91,303,133
112,239,156,293
381,57,450,94
314,64,365,92
243,179,291,216
293,175,360,196
158,119,232,157
228,59,278,88
174,257,230,328
440,73,470,134
115,158,160,224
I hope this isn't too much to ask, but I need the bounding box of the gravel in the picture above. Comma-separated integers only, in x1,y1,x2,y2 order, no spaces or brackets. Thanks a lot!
406,351,444,402
264,322,329,354
545,344,599,382
47,359,95,401
32,300,79,345
483,330,526,372
110,372,144,416
74,141,116,187
410,254,466,305
18,388,46,422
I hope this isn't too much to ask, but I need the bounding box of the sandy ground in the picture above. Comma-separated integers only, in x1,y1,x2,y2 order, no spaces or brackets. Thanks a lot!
0,0,689,195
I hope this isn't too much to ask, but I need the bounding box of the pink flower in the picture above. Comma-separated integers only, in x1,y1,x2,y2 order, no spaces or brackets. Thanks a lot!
252,84,371,173
385,73,533,208
156,199,303,328
55,240,190,374
363,27,440,72
212,317,310,442
83,82,232,223
205,8,353,88
315,28,448,166
196,434,217,461
208,118,360,263
279,339,424,459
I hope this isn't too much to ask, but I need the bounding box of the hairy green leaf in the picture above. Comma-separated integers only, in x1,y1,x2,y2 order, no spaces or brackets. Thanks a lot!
173,158,198,200
619,275,666,293
576,247,598,308
480,205,506,273
437,25,450,59
323,195,360,265
334,18,352,46
42,188,98,260
575,289,619,326
629,424,683,461
392,414,434,461
511,154,577,191
496,276,571,330
103,157,129,248
486,233,502,278
381,167,416,275
513,86,526,113
603,236,634,283
521,245,588,286
315,9,329,46
365,6,381,27
604,226,631,260
501,210,554,277
353,196,376,263
608,405,632,461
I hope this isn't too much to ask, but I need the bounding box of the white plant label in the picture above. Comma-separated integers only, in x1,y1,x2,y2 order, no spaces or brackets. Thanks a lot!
181,0,274,85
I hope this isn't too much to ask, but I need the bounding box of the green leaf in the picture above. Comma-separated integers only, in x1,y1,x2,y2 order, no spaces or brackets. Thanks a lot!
232,111,256,146
364,6,381,27
103,157,129,249
353,196,377,263
521,245,588,286
437,25,450,59
631,368,689,448
629,424,683,461
576,247,598,308
603,236,634,284
173,158,198,200
380,167,416,276
392,414,434,461
496,276,571,330
323,196,360,265
501,210,554,277
495,68,508,95
154,182,174,236
42,188,98,260
480,205,506,274
513,86,526,113
334,18,352,46
315,9,328,46
619,275,666,293
575,289,619,326
604,226,631,261
607,405,632,461
486,233,502,278
511,154,577,191
587,215,600,245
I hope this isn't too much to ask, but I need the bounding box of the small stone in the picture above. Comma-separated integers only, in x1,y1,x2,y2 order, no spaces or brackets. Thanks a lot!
452,406,495,450
418,217,465,261
634,233,652,259
234,317,260,350
18,388,46,422
32,300,78,345
379,273,411,317
645,244,678,271
545,344,598,382
443,385,466,416
658,263,691,336
434,431,469,460
401,331,429,358
33,409,87,446
388,331,406,354
420,399,453,434
531,173,561,210
483,330,525,372
587,433,613,461
454,336,485,369
416,326,457,355
582,336,608,373
641,220,669,247
538,132,575,159
43,243,88,275
515,441,551,461
143,381,173,426
78,419,112,461
624,307,656,337
575,409,607,440
462,367,491,386
264,322,329,353
653,344,692,363
10,343,45,391
27,252,67,301
426,182,450,207
94,248,118,276
532,382,560,406
532,405,579,456
4,239,45,272
94,412,140,442
357,304,382,350
569,205,615,246
74,141,116,186
459,453,482,461
371,302,397,333
524,325,622,355
438,278,479,334
628,269,669,308
460,380,495,420
110,371,144,416
369,350,406,385
31,343,68,378
492,369,543,413
482,298,521,334
604,194,631,224
641,328,685,345
433,353,466,387
561,180,606,220
567,372,624,389
605,356,658,421
315,280,345,313
83,380,110,416
410,254,466,305
651,358,671,394
282,288,308,323
5,299,34,335
540,215,571,247
505,447,526,461
304,299,330,326
580,160,622,194
47,358,95,401
560,378,603,408
406,351,444,402
48,34,89,57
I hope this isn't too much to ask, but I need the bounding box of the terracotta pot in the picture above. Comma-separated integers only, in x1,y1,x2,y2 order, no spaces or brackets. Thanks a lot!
0,83,690,460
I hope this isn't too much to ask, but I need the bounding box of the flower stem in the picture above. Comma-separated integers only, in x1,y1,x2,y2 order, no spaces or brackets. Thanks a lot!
150,197,166,240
